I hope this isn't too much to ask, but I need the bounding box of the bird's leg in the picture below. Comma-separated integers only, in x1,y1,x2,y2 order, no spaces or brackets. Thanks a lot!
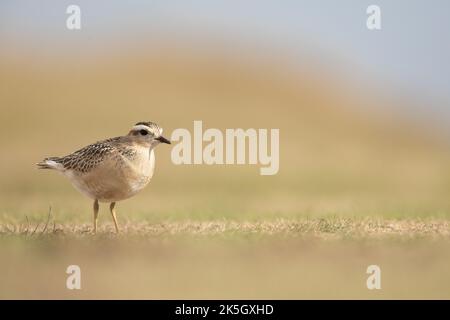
109,202,120,234
93,199,99,234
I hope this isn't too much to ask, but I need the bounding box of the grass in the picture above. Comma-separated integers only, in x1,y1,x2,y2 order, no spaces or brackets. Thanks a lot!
1,213,449,299
1,216,449,240
1,217,450,299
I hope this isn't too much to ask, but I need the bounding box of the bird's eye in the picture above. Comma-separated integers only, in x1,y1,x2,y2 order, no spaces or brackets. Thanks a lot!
140,130,148,136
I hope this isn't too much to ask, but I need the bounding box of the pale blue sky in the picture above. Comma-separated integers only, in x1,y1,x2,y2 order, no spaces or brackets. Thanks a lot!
1,0,449,129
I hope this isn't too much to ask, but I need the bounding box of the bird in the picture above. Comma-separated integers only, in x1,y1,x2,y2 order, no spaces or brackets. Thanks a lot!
36,121,171,234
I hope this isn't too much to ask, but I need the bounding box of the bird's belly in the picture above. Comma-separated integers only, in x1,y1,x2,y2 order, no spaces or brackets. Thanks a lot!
65,167,152,203
63,148,155,202
126,174,152,197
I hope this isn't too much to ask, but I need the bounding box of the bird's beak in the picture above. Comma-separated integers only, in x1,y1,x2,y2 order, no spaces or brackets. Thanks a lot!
156,136,171,144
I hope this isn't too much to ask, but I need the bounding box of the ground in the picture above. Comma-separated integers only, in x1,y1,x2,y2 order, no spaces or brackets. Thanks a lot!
1,215,449,299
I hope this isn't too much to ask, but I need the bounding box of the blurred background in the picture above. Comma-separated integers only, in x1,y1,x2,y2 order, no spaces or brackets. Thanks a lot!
0,1,449,299
0,0,449,221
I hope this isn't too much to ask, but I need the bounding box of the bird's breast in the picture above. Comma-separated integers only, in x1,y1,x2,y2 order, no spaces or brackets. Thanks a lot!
124,147,155,192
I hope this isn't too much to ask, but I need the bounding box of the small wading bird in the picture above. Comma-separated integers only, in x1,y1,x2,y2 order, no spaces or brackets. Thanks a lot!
37,122,170,233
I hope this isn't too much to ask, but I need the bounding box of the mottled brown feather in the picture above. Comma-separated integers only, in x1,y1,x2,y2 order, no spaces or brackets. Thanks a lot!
47,137,139,173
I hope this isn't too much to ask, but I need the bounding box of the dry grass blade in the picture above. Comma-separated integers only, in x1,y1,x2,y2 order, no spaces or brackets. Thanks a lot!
30,222,41,236
24,215,30,235
40,206,52,234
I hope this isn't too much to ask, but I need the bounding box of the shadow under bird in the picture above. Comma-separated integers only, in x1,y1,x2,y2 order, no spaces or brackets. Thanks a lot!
37,122,171,233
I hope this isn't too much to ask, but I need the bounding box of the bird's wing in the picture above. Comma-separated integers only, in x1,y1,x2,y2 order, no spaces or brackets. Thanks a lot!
53,137,123,173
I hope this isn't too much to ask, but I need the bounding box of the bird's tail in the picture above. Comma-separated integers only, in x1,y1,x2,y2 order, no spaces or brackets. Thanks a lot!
36,157,63,170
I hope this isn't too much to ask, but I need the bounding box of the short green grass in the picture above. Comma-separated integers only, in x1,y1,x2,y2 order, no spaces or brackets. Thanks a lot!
1,216,449,240
1,212,450,299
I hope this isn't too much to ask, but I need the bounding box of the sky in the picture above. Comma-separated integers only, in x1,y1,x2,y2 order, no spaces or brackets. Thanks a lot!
1,0,449,128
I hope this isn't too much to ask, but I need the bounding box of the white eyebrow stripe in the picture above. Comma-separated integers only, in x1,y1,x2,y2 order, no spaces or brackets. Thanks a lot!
132,125,152,132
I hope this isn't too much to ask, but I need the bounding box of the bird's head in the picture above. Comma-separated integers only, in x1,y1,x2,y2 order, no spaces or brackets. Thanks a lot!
128,121,171,147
